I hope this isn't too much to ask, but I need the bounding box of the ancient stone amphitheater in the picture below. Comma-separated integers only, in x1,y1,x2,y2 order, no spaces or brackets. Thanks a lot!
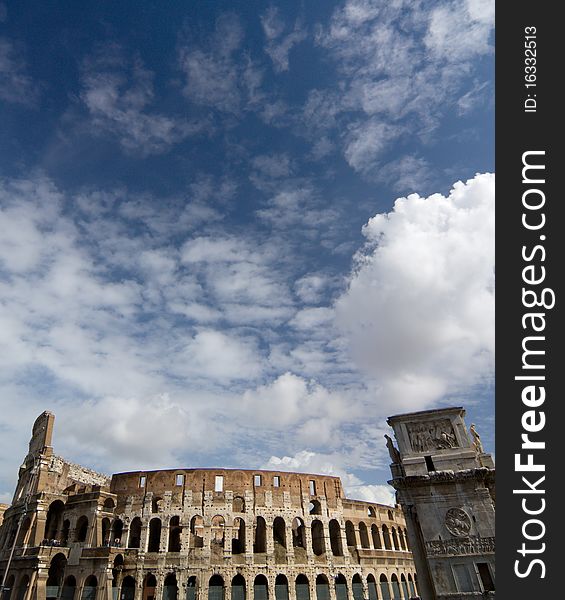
0,414,418,600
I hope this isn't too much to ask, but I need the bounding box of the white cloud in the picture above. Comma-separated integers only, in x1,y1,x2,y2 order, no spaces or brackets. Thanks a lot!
335,173,494,412
261,7,307,73
0,37,39,106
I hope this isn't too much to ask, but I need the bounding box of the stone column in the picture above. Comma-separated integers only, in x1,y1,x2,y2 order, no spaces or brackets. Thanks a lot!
161,523,170,553
285,525,294,563
35,570,48,600
303,523,314,560
265,521,274,565
224,525,232,559
140,522,149,553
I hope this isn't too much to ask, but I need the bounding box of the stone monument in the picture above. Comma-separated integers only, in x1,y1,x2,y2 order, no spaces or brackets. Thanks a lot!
387,407,495,599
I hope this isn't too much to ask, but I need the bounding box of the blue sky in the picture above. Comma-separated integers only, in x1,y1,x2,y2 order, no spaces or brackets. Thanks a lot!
0,0,494,505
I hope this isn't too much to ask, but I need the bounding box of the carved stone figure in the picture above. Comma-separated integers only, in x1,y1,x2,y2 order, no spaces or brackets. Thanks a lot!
384,434,401,464
470,423,484,454
444,508,471,538
407,420,458,452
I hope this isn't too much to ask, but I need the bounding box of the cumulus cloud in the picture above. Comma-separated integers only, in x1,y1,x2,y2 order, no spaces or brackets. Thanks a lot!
336,173,494,411
263,450,395,506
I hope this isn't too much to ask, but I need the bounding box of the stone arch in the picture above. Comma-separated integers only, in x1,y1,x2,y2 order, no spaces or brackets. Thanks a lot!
273,517,286,549
315,575,329,600
208,575,224,600
367,506,376,518
190,515,204,548
143,574,157,600
334,574,347,600
75,516,89,542
366,575,378,600
103,498,115,511
390,575,401,600
61,576,76,600
81,576,97,600
45,500,65,540
400,575,409,600
311,520,325,556
328,520,343,556
232,517,245,554
148,518,162,552
163,573,178,600
47,553,67,594
231,575,246,600
168,516,182,552
186,577,197,600
254,516,267,553
407,574,416,598
371,524,382,549
254,575,268,600
101,517,111,545
379,575,391,600
309,500,321,515
352,575,363,600
391,527,399,550
387,510,394,521
211,515,225,548
292,517,306,548
295,575,310,600
128,517,142,549
15,575,30,600
121,577,136,600
345,521,356,547
16,517,31,547
111,519,124,546
382,525,392,550
358,522,370,548
233,496,245,512
275,575,289,600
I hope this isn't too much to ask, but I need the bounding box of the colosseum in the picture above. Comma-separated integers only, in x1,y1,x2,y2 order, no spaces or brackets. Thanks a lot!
0,413,418,600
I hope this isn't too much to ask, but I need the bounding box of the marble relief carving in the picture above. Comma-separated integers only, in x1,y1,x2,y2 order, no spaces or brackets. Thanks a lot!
406,419,458,452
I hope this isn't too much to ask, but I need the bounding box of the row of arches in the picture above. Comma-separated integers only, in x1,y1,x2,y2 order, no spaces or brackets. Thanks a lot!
344,522,408,552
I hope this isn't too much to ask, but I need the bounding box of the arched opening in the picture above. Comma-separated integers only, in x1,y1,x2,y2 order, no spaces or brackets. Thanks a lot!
387,510,394,521
273,517,286,549
112,555,123,598
75,516,89,543
163,574,178,600
295,575,310,600
211,515,225,548
111,519,124,547
233,496,245,512
121,577,135,600
292,518,305,548
61,520,70,545
308,500,321,515
358,522,370,548
404,528,410,550
16,517,31,547
254,517,266,553
208,575,224,600
3,574,15,600
151,497,162,514
407,574,415,598
148,518,162,552
275,575,288,600
81,576,97,600
345,521,356,547
186,577,197,600
103,498,115,511
231,518,245,554
128,517,142,549
334,574,347,600
231,575,245,600
367,506,376,518
329,520,343,556
168,516,182,552
61,576,76,600
371,524,382,549
311,520,324,556
382,525,392,550
47,553,67,599
366,575,378,600
45,500,65,541
15,575,29,600
143,574,157,600
352,575,363,600
190,516,204,548
379,575,391,600
254,575,268,600
391,528,399,551
315,575,329,600
400,575,409,600
102,518,111,546
390,575,401,600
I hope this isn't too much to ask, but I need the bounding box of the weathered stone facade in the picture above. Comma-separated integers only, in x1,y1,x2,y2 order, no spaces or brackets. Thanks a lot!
0,413,418,600
387,408,495,600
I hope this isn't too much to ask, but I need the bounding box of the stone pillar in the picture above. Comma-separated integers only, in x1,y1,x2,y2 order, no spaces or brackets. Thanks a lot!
303,522,314,560
265,521,274,564
35,570,48,600
140,522,149,553
161,524,170,553
33,509,48,545
24,571,38,600
224,526,232,559
285,525,294,563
